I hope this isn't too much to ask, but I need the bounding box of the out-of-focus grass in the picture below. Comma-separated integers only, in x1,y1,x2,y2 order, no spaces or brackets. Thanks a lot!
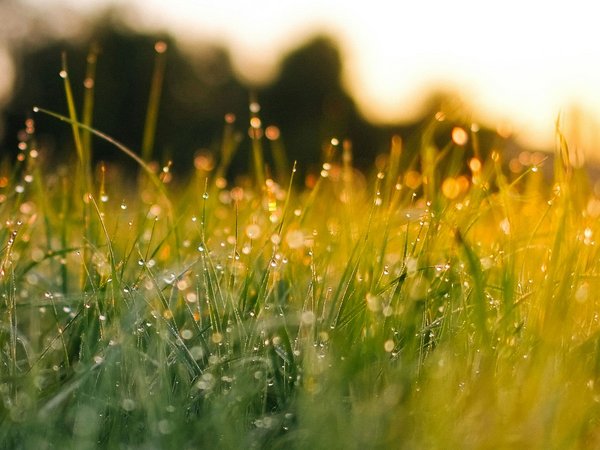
1,51,600,450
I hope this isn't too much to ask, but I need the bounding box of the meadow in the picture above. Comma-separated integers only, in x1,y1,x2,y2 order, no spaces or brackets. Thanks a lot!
1,50,600,449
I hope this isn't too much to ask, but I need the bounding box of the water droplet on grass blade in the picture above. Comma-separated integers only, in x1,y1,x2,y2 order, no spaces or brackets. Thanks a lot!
499,217,511,235
121,398,136,411
301,311,316,325
83,77,94,89
154,41,168,53
190,346,204,360
250,117,261,129
442,177,460,199
265,125,280,140
180,329,193,340
576,282,590,302
163,273,176,284
451,127,469,145
249,102,261,113
245,224,261,239
384,340,395,352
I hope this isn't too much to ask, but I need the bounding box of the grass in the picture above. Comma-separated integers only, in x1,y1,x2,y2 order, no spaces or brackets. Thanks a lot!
2,50,600,449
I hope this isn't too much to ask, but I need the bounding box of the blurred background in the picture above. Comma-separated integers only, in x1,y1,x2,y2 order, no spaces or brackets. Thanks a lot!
1,0,599,175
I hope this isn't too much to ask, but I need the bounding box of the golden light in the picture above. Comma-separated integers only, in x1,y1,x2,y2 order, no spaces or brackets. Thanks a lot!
468,158,482,173
250,117,262,129
22,0,600,156
0,46,15,107
451,127,469,146
265,125,280,140
404,171,421,190
441,177,460,200
154,41,167,53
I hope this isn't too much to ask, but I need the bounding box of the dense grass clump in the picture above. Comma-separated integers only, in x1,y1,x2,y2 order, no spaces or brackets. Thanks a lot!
2,55,600,449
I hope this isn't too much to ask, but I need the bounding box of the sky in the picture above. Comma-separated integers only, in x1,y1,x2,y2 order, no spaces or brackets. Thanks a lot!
10,0,600,155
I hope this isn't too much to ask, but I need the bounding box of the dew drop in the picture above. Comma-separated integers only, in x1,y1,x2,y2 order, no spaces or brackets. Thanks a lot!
451,127,468,145
121,398,136,411
154,41,168,53
249,102,261,113
499,217,511,235
245,224,261,239
180,329,193,340
384,339,395,352
250,117,262,129
163,273,176,284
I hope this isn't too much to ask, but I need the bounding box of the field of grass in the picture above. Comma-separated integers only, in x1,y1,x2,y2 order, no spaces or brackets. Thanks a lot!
2,52,600,450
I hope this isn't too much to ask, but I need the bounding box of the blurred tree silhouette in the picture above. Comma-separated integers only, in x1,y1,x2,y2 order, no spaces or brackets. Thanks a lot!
3,13,248,170
258,36,387,172
0,8,504,180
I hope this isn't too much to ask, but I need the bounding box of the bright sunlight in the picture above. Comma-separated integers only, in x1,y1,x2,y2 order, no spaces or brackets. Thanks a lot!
13,0,600,155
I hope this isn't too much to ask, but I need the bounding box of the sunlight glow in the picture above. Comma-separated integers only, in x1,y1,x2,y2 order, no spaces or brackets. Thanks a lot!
121,0,600,153
0,46,15,106
19,0,600,154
